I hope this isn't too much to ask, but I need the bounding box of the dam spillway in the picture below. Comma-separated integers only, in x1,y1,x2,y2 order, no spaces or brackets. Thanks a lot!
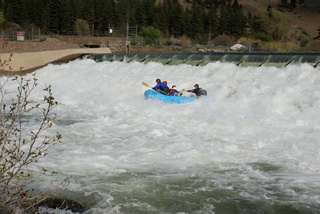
89,52,320,67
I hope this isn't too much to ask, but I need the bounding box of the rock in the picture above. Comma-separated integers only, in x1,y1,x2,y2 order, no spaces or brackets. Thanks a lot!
230,44,245,51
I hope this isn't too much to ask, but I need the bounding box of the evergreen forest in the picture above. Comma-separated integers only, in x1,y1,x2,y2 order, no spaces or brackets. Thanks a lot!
0,0,319,48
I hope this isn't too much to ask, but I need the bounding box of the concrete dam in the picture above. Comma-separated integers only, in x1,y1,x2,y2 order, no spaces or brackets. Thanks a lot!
89,52,320,68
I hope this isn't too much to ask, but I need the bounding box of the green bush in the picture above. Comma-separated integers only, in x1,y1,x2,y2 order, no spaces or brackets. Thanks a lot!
74,19,90,36
254,32,272,42
139,26,164,46
165,38,173,46
0,11,5,28
193,34,208,45
130,38,137,46
300,36,310,47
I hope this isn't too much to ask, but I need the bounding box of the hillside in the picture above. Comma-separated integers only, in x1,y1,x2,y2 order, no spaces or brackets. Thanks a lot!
239,0,320,38
1,0,319,53
174,0,319,39
171,0,320,51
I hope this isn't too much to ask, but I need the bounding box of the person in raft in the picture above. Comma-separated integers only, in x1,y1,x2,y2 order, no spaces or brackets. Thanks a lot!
153,78,170,95
186,84,207,96
170,85,183,96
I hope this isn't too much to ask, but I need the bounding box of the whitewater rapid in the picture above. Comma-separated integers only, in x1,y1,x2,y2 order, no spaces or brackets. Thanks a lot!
2,58,320,213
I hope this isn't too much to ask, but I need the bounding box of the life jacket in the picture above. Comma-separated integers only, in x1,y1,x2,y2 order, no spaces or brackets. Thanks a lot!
194,88,207,96
170,89,182,96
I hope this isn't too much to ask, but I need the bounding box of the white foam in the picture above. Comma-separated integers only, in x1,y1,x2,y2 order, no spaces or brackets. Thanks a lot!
2,58,320,212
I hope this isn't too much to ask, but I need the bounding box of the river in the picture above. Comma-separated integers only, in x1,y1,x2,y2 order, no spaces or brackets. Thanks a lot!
2,58,320,213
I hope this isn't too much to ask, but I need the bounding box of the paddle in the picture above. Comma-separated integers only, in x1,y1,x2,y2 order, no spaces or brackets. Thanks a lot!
142,82,153,88
181,88,186,92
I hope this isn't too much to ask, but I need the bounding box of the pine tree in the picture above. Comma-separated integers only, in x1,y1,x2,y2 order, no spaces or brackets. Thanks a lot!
64,0,74,34
171,0,184,37
3,0,8,15
219,7,228,35
40,1,51,34
4,2,14,22
8,0,27,25
208,7,219,38
49,0,71,34
230,0,246,38
281,0,288,7
142,0,155,26
135,0,145,27
290,0,296,8
165,0,174,36
247,11,253,36
25,0,40,26
105,0,115,25
247,12,264,37
93,0,108,35
188,1,203,39
114,0,130,27
68,0,79,34
153,1,168,36
182,8,191,37
225,2,233,35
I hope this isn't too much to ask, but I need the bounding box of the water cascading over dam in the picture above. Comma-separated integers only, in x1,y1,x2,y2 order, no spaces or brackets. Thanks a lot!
89,52,320,67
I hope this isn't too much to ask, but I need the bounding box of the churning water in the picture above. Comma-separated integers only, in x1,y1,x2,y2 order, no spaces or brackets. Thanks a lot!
2,58,320,213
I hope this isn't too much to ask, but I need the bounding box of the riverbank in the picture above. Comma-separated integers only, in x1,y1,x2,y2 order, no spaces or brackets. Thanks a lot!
0,48,111,74
0,38,112,74
0,48,112,74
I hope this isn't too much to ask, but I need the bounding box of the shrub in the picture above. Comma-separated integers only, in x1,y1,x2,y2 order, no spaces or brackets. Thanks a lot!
300,36,310,47
306,40,320,51
0,56,68,213
254,32,272,42
74,19,90,36
130,38,137,46
261,41,300,52
193,34,209,45
165,38,173,46
173,36,192,48
298,26,309,37
139,26,164,46
213,34,234,46
0,11,5,28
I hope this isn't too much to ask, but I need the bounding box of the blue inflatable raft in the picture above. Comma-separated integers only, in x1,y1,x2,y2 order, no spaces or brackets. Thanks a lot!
144,89,197,104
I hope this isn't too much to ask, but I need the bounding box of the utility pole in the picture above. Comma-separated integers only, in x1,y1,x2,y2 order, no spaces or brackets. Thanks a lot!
126,22,129,41
136,25,138,43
